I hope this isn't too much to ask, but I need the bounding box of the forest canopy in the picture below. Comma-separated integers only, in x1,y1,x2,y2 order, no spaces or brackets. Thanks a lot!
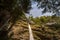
34,0,60,14
0,0,31,24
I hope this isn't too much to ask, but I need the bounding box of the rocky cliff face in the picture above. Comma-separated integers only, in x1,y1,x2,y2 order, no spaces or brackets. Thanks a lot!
31,25,60,40
7,19,60,40
8,19,29,40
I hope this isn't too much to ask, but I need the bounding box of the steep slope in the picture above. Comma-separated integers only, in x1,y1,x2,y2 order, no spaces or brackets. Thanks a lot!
31,24,60,40
8,16,60,40
8,19,29,40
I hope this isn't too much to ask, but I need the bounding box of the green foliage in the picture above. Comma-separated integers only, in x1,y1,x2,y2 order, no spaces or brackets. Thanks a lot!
30,16,50,25
20,0,31,13
0,0,31,24
30,16,60,26
0,0,31,40
40,16,48,23
34,0,60,15
29,16,41,25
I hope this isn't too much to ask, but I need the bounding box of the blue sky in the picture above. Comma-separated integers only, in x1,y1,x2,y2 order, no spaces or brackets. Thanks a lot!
26,1,54,18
